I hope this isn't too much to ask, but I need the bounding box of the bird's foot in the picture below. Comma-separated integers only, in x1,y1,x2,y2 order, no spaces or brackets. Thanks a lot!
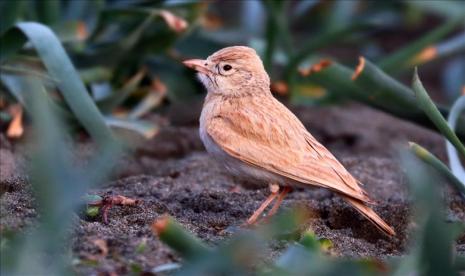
245,184,280,225
258,186,291,224
245,184,292,226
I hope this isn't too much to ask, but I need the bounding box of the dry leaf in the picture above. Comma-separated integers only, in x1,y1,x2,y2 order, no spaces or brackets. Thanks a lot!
159,10,188,33
7,104,24,139
299,59,333,77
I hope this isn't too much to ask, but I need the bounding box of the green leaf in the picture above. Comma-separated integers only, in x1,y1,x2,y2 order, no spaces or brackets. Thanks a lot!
0,22,115,146
379,17,463,73
350,58,465,139
408,33,465,67
412,68,465,158
409,142,465,196
299,59,465,140
152,216,210,260
353,58,418,112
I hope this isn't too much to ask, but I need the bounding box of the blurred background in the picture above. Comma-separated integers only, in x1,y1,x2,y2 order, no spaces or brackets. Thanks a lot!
2,0,464,135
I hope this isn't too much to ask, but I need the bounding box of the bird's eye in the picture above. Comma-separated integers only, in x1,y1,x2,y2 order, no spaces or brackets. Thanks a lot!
223,64,232,71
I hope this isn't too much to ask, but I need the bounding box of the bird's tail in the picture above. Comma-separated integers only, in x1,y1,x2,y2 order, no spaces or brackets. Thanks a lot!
343,196,396,236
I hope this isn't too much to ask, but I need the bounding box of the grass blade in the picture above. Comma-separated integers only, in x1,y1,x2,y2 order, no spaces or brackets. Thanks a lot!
0,22,115,146
412,68,465,158
409,142,465,196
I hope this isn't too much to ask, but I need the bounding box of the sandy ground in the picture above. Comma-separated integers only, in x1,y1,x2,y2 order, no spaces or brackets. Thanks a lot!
1,103,464,275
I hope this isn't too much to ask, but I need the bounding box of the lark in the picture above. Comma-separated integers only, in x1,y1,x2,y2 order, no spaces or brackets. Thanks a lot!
183,46,395,236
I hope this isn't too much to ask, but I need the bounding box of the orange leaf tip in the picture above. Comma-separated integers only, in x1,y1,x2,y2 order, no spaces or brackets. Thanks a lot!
7,104,24,139
299,59,333,77
152,216,169,235
410,46,437,65
351,56,365,81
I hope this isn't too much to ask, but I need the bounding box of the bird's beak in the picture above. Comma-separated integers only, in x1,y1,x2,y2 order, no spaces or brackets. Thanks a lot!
183,59,210,74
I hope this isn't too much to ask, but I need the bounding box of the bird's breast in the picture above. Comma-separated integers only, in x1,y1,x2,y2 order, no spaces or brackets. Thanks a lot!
199,98,283,184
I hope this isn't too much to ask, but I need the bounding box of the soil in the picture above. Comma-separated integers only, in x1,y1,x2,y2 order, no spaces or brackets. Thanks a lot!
1,103,464,275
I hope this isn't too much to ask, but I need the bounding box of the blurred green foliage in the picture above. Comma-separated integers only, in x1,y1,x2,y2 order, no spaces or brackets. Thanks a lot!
0,0,464,275
409,69,465,197
1,0,464,137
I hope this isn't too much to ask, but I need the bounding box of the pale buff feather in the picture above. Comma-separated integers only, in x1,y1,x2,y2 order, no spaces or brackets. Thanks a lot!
190,46,395,236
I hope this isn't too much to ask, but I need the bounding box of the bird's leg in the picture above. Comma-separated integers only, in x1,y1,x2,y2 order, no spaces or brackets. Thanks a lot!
246,184,280,225
262,186,291,221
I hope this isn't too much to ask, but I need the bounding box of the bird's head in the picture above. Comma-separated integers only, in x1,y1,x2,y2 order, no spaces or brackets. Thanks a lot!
183,46,270,97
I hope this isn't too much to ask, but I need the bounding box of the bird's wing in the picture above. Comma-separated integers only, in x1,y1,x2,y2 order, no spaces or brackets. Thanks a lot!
206,96,370,202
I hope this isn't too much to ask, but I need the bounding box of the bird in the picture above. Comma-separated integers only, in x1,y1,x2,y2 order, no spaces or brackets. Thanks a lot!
183,46,395,236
